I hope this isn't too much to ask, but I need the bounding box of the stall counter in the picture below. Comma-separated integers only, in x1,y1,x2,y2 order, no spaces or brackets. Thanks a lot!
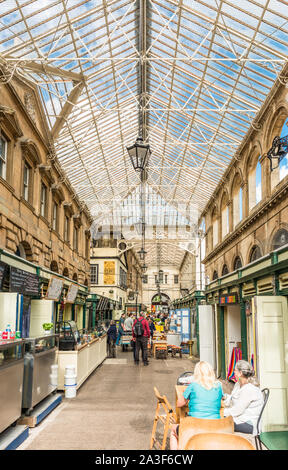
56,334,107,390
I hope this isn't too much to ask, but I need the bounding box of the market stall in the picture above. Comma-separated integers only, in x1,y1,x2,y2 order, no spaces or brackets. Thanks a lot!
56,321,107,390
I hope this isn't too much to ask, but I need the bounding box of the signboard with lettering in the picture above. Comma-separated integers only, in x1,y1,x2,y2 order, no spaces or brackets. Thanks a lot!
219,293,238,305
0,261,7,289
46,276,63,301
66,283,78,304
104,261,115,285
10,266,39,296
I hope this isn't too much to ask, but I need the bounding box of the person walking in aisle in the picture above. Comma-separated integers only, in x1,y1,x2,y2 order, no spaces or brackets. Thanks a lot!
107,320,117,358
124,313,133,332
132,311,150,366
116,313,126,346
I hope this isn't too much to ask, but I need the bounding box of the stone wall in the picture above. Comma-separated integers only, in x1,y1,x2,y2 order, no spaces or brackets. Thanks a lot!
201,70,288,281
0,72,92,284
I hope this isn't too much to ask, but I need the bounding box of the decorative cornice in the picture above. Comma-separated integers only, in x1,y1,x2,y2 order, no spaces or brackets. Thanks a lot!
20,138,41,166
38,164,55,185
0,105,23,138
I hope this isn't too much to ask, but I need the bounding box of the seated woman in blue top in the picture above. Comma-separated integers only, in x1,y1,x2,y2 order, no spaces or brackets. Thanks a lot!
170,361,223,450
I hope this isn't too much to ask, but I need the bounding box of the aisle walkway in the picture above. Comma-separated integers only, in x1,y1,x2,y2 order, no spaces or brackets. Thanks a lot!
18,350,232,450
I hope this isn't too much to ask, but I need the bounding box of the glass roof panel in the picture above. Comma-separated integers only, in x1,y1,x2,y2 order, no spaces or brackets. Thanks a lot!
1,0,287,265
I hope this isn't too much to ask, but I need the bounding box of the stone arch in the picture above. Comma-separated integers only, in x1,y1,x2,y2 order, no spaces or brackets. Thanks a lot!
248,244,262,264
63,267,69,278
233,255,243,271
243,142,262,178
50,260,59,273
270,225,288,251
221,264,229,276
212,270,218,280
15,240,33,262
264,103,288,150
72,273,78,282
219,190,229,240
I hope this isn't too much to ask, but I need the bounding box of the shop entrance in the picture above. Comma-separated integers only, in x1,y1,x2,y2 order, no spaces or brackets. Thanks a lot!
151,293,170,315
224,304,242,377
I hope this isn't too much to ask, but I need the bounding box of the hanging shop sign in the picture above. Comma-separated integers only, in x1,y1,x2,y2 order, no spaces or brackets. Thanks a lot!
46,276,63,301
104,261,115,285
219,293,238,305
65,283,79,304
10,266,39,296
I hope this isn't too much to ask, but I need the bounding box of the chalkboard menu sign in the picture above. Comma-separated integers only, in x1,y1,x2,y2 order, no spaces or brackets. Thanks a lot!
10,266,39,296
46,276,63,301
66,283,78,304
0,261,7,289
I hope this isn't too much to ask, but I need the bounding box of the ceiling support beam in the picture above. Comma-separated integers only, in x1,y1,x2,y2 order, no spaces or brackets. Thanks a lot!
51,81,84,139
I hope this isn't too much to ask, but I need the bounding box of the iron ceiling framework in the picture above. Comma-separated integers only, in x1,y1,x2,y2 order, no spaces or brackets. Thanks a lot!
0,0,288,266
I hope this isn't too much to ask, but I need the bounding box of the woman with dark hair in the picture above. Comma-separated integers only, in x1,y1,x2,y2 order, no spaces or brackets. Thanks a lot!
223,360,264,435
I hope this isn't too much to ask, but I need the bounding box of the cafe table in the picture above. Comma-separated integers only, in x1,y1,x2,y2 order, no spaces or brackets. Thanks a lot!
175,385,225,423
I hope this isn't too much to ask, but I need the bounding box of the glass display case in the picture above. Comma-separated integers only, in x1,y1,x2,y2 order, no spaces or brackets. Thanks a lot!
55,320,80,350
56,320,106,351
22,334,59,415
0,340,25,433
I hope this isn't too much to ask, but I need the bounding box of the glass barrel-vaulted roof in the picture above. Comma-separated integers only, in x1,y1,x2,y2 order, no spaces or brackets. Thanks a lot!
0,0,288,266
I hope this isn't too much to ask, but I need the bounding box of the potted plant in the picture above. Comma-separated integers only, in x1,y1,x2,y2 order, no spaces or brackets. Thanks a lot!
42,322,54,335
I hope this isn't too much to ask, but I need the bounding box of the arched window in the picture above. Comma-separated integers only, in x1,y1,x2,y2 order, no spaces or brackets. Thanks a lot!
249,245,262,263
272,229,288,250
63,267,69,278
212,270,218,280
212,208,218,247
72,273,78,282
232,174,243,228
248,155,262,210
50,261,58,273
279,118,288,181
220,194,229,240
233,256,242,270
221,264,229,276
271,115,288,189
15,241,33,262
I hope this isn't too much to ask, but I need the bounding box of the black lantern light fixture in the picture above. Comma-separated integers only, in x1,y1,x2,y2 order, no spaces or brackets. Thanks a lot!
137,247,147,261
266,135,288,171
126,137,151,172
141,263,148,273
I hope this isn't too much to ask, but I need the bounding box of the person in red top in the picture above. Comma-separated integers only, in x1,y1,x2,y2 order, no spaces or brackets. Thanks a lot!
132,312,150,366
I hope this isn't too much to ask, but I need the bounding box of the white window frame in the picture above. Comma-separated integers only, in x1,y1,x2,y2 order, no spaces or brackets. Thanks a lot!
0,134,7,180
23,162,30,201
40,182,47,218
91,264,99,284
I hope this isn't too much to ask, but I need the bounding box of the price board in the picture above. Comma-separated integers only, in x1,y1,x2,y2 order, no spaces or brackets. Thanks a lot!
66,283,78,303
46,276,63,301
10,266,39,296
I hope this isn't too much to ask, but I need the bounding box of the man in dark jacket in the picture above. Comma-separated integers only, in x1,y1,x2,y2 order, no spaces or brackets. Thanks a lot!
132,312,150,366
107,320,117,357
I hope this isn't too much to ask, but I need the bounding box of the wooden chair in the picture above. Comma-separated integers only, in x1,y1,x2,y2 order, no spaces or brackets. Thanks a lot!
184,432,255,450
150,387,177,450
178,416,234,450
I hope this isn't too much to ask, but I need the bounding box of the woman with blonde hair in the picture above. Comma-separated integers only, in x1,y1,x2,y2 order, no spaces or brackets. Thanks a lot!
170,361,223,450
